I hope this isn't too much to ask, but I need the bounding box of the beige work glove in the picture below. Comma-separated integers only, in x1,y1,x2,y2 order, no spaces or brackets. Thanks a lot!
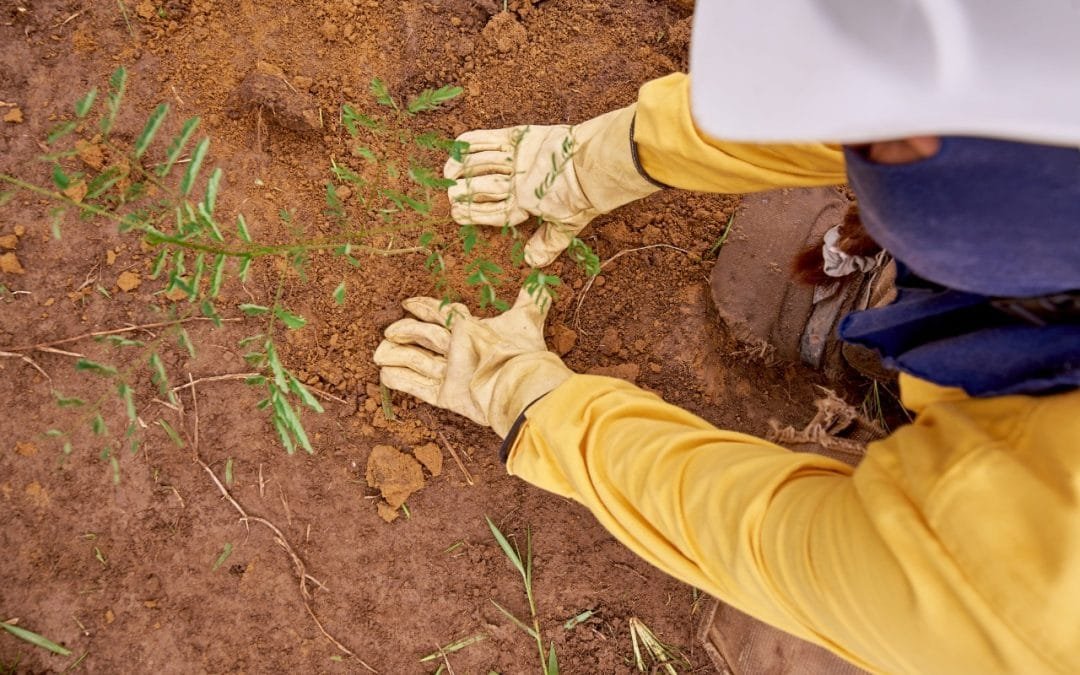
445,104,661,267
373,287,572,438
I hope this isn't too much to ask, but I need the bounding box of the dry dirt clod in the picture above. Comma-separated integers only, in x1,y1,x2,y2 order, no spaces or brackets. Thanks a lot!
412,443,442,477
3,107,23,124
0,234,19,250
14,441,38,457
550,323,577,356
228,71,322,133
0,252,25,275
116,271,141,292
365,445,425,521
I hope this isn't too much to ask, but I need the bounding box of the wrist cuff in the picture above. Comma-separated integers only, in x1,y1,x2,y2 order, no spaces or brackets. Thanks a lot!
497,394,547,463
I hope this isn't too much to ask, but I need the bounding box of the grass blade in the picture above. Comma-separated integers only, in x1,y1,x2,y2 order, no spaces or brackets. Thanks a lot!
134,102,169,159
490,600,537,639
485,516,526,579
0,621,72,656
211,542,233,571
546,643,559,675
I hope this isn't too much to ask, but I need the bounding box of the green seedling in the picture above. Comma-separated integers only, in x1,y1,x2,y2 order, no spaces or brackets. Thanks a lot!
628,617,688,674
1,620,72,656
706,212,736,258
486,516,559,675
224,458,234,486
211,543,233,571
563,609,596,631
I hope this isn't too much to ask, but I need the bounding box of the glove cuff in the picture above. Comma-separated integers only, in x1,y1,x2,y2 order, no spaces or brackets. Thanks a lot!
573,105,664,214
486,352,573,438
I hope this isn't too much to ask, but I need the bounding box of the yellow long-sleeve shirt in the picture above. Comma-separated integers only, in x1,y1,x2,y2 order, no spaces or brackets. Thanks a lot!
505,74,1080,673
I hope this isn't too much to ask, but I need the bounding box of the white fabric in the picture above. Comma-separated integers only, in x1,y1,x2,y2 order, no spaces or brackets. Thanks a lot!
689,1,1080,145
821,225,880,278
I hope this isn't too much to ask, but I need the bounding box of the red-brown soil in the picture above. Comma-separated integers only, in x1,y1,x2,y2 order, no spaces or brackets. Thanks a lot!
0,1,855,672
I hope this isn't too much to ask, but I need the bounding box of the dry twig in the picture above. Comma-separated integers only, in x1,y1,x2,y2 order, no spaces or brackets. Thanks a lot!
187,381,375,671
171,371,347,404
0,350,51,382
0,317,239,353
438,431,474,486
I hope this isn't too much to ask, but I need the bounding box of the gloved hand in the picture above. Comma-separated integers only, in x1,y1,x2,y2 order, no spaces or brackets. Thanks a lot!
444,104,662,267
373,286,573,438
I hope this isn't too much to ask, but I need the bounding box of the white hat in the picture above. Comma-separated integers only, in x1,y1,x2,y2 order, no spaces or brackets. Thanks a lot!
689,1,1080,145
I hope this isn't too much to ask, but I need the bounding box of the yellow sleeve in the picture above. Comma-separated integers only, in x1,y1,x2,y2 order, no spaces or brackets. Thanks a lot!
633,73,847,192
505,374,1080,673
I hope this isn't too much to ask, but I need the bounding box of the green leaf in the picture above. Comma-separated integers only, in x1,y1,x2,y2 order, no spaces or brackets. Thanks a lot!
287,374,324,413
408,165,456,190
370,77,397,109
238,303,270,316
352,145,377,162
118,382,137,422
406,84,463,114
180,137,210,196
459,223,479,254
158,116,200,178
134,102,169,159
75,87,99,118
547,644,559,675
486,517,526,578
189,252,206,300
331,160,366,185
91,414,107,435
211,542,233,571
177,327,196,358
51,164,72,190
271,413,296,455
53,391,85,407
201,299,222,327
45,429,65,438
236,213,252,242
273,307,307,329
100,335,144,347
76,358,118,377
224,457,234,485
0,621,72,656
332,281,346,305
148,353,178,404
567,237,601,277
203,166,223,214
208,254,225,298
100,66,128,136
271,390,313,453
156,419,185,448
341,103,381,135
85,166,123,200
237,256,252,283
490,600,537,639
265,341,289,391
46,120,78,145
